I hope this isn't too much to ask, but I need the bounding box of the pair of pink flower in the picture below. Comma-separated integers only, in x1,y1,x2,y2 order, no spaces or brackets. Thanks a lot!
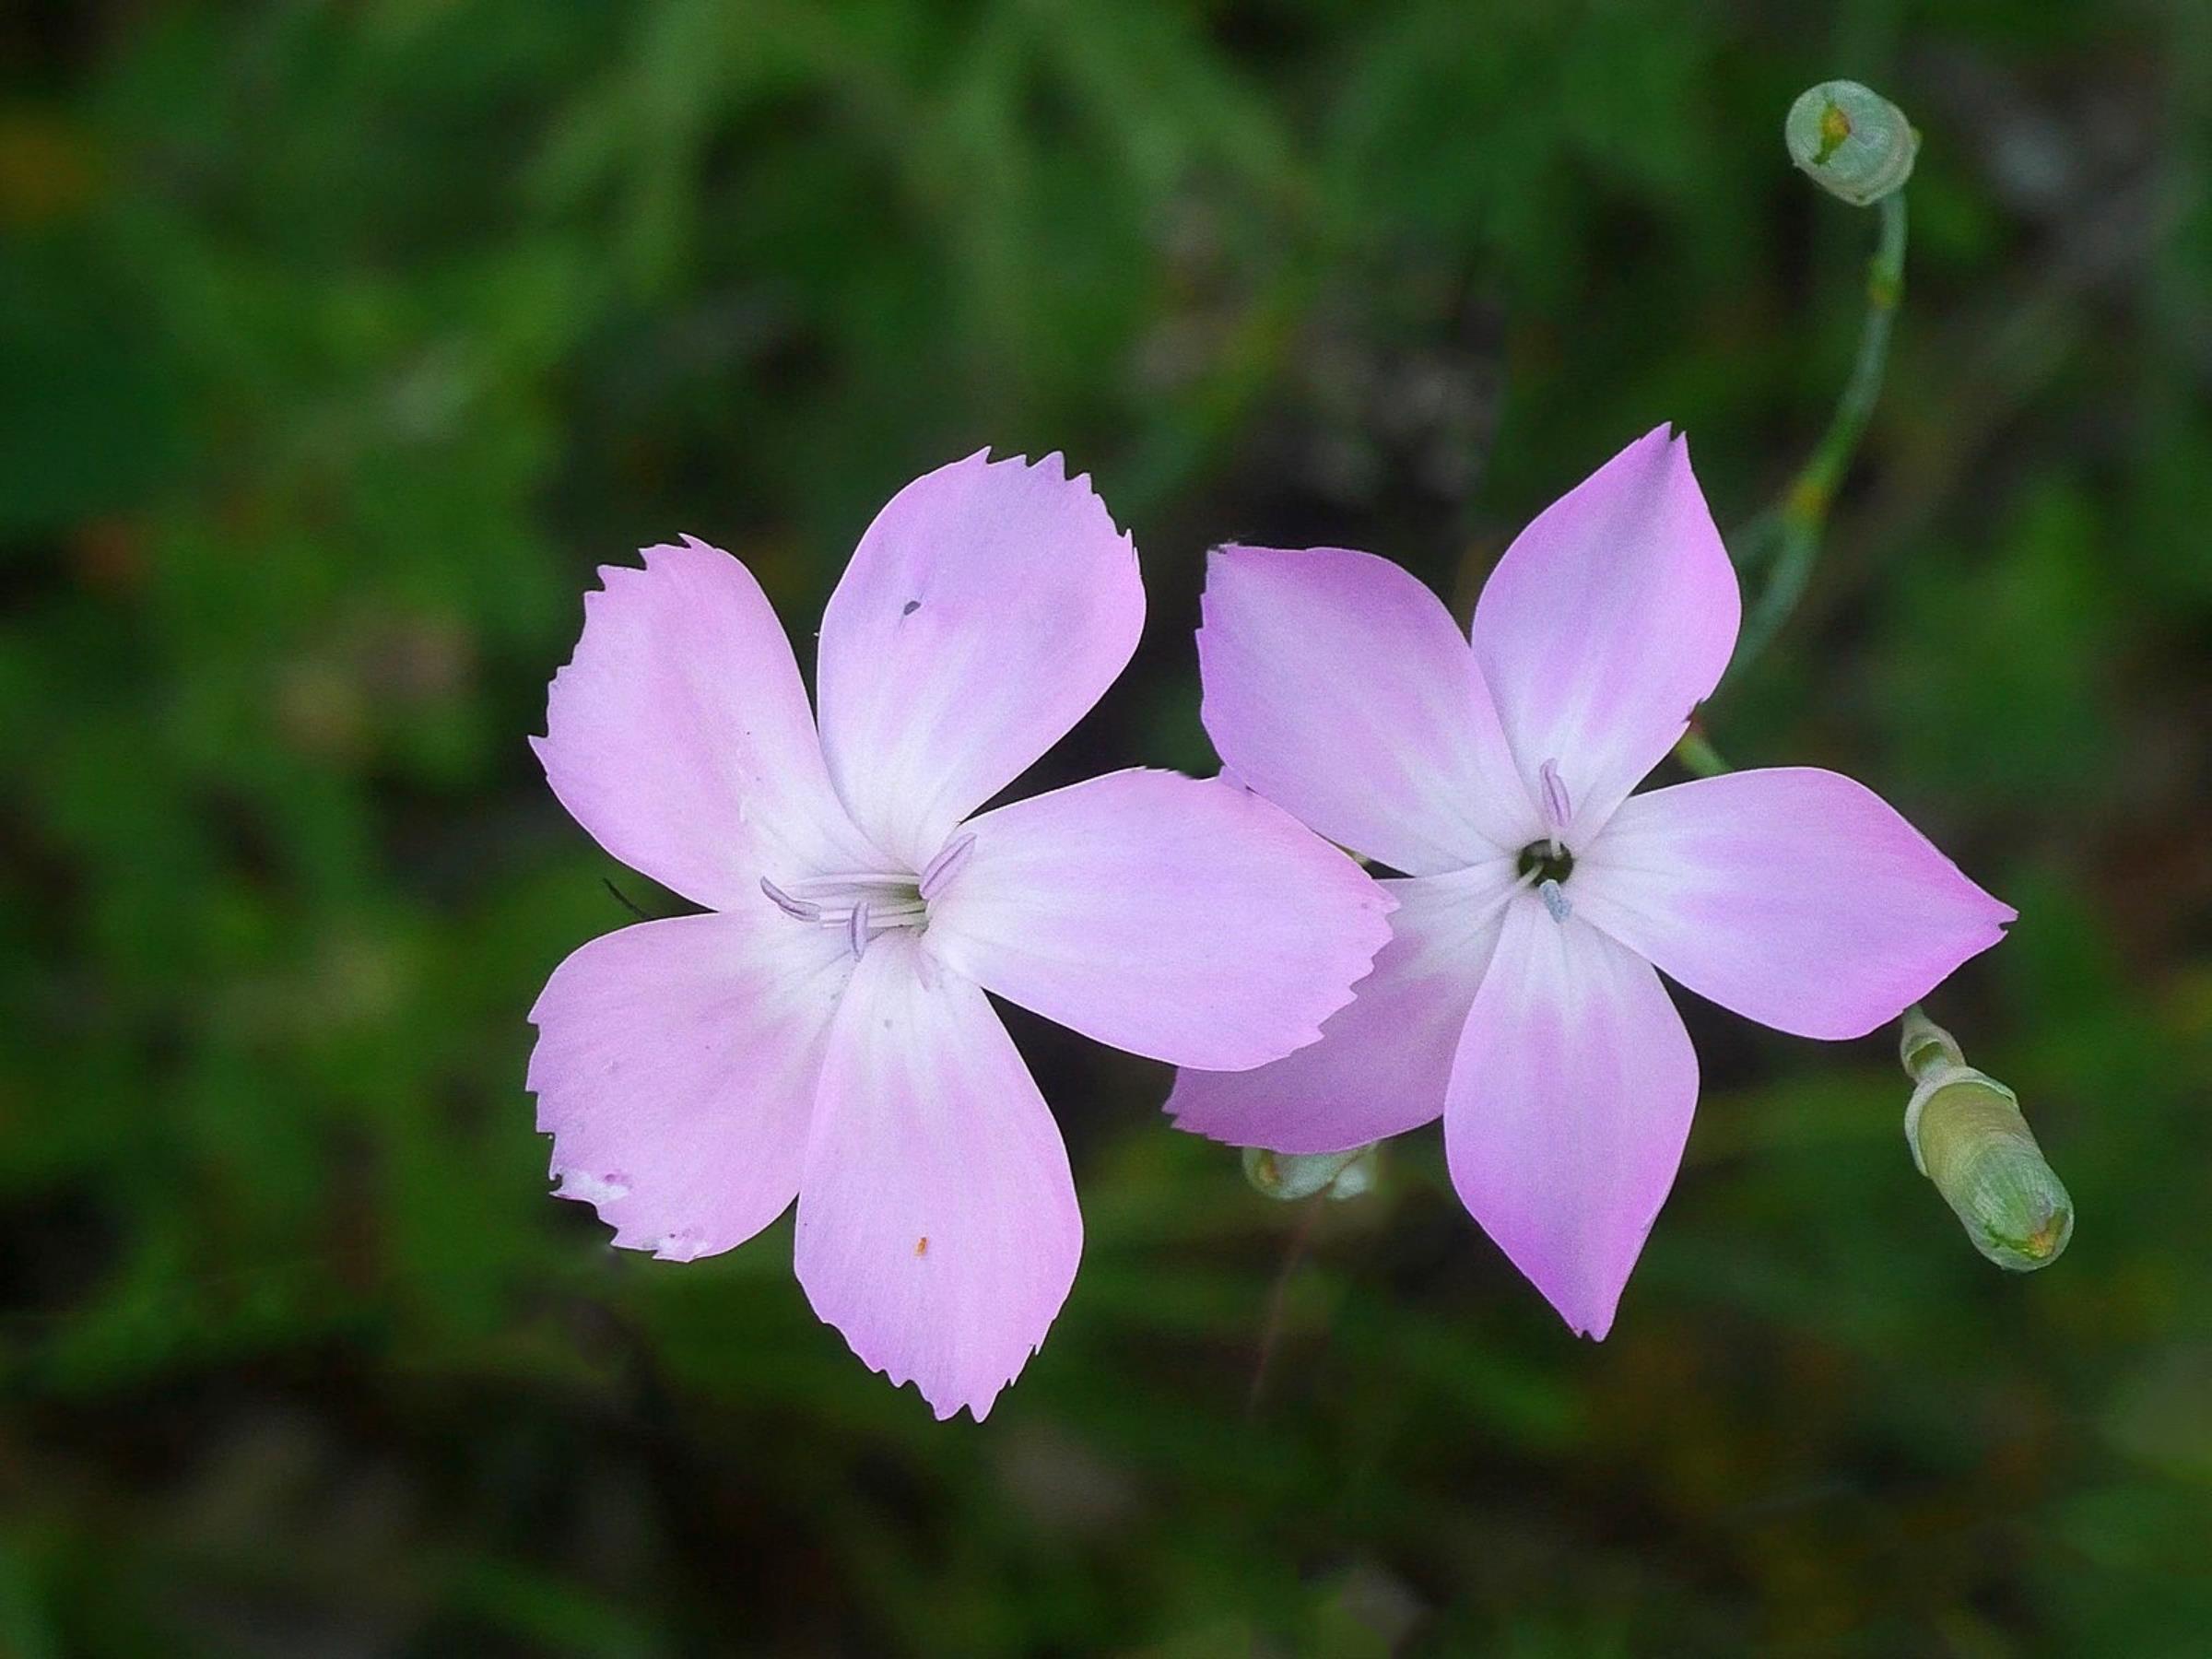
529,431,2009,1418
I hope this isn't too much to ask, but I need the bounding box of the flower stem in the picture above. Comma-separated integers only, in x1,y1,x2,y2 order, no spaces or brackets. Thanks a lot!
1673,727,1734,779
1727,190,1909,680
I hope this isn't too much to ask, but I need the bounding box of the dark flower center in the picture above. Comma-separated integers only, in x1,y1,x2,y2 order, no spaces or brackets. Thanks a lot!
1517,841,1575,886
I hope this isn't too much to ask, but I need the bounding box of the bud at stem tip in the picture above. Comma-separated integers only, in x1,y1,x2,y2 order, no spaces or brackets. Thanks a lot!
1243,1144,1379,1203
1900,1010,2073,1272
1786,80,1919,206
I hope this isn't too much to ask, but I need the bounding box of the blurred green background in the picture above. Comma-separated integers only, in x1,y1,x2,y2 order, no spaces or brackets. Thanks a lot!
5,1,2210,1653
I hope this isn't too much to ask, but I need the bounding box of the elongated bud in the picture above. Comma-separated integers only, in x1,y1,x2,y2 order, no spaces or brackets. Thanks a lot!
1242,1144,1378,1202
1786,80,1918,206
1899,1008,2072,1270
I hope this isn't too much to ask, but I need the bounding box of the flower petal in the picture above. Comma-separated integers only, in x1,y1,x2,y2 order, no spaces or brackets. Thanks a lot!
1197,545,1534,872
925,770,1395,1071
1444,897,1699,1338
535,537,879,911
527,911,853,1261
1164,859,1520,1152
816,453,1143,871
1571,767,2015,1040
1470,428,1739,835
794,934,1080,1421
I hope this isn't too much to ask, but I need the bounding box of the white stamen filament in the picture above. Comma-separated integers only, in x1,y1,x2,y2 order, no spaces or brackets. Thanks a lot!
785,870,926,893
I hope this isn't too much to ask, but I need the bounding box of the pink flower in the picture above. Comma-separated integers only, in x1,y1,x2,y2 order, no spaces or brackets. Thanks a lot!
527,452,1392,1418
1168,428,2013,1337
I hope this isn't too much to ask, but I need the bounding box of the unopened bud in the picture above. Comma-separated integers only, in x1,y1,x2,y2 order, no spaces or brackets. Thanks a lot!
1899,1008,2072,1271
1242,1144,1378,1202
1786,80,1918,206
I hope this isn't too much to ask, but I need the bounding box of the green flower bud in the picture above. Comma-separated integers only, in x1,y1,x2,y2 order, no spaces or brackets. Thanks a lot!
1786,80,1918,206
1899,1009,2072,1271
1242,1144,1378,1202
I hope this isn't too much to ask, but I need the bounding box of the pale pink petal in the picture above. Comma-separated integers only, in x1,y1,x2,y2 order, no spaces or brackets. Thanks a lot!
924,770,1394,1071
1470,428,1740,835
1198,545,1534,874
527,911,853,1261
794,934,1079,1421
1164,858,1521,1152
815,453,1143,871
535,537,880,911
1445,897,1699,1338
1571,767,2015,1041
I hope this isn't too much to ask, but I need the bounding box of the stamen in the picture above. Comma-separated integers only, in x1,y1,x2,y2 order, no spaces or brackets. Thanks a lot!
787,870,924,893
1538,759,1572,838
1538,877,1572,924
766,870,929,944
919,832,976,901
859,900,927,923
760,877,822,921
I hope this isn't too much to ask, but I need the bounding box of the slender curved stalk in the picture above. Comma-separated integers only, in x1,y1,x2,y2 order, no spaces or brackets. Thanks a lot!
1727,191,1909,680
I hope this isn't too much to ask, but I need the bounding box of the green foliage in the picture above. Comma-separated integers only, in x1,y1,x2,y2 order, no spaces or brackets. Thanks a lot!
3,0,2209,1652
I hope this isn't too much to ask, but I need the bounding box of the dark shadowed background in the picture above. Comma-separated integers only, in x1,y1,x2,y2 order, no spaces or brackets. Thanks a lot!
4,1,2209,1653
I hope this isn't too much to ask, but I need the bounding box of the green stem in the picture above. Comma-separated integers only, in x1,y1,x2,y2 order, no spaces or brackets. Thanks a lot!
1672,729,1734,778
1897,1003,1954,1078
1727,190,1908,679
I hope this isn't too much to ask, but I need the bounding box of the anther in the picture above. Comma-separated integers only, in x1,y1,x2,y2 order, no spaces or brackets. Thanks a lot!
848,899,870,959
919,833,976,901
1538,759,1572,840
760,877,822,921
1538,878,1572,924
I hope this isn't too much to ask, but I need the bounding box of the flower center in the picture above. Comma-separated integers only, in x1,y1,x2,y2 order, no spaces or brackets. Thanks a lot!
1515,841,1575,886
759,832,974,959
1516,757,1576,922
